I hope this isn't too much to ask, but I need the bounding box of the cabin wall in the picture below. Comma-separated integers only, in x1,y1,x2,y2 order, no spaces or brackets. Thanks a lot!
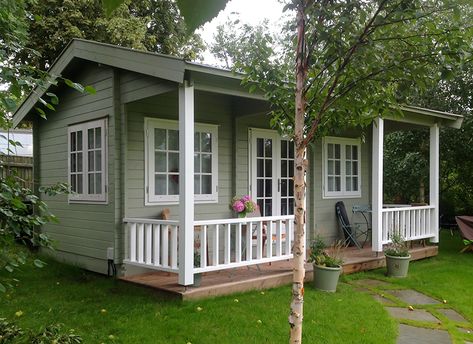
36,63,116,274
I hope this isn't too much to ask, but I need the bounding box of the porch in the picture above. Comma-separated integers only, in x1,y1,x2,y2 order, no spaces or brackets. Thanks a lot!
121,243,438,300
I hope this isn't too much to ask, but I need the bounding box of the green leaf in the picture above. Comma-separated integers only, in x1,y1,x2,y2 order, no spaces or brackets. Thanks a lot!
0,282,6,293
5,265,13,273
33,259,46,268
84,85,96,95
175,0,230,32
2,97,17,112
46,92,59,105
35,107,47,119
64,79,85,93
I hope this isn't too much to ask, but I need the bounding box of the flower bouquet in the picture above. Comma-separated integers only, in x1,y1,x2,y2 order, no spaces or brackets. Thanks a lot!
230,195,257,218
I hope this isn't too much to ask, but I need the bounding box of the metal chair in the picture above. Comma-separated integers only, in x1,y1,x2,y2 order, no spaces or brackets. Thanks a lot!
335,201,370,249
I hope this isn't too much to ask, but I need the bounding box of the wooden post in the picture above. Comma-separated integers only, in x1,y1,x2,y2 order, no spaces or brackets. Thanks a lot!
372,117,384,252
178,80,194,286
429,123,439,243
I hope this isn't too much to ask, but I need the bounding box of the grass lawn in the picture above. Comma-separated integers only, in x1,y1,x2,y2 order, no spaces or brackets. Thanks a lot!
1,230,470,343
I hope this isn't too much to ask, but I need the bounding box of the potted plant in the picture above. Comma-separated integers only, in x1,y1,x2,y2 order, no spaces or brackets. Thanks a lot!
308,236,344,292
384,231,411,277
230,195,256,218
193,251,202,287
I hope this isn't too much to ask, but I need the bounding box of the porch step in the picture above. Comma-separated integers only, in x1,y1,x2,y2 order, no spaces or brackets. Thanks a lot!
120,245,438,300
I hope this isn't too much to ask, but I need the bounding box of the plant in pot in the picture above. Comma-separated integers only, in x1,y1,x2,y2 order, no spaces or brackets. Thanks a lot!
308,236,344,292
193,251,202,287
384,231,411,278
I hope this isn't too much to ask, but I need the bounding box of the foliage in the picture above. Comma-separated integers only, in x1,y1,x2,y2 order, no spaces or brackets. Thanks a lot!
0,320,82,344
0,174,69,292
384,130,429,204
27,324,83,344
384,232,409,257
308,236,344,268
101,0,230,32
0,318,23,343
14,0,204,71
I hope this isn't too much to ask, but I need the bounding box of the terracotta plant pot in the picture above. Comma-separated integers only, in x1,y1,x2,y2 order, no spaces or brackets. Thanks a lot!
313,264,342,292
385,254,411,278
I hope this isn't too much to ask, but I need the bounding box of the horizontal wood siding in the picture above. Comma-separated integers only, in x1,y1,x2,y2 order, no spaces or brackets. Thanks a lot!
125,90,233,220
37,63,115,273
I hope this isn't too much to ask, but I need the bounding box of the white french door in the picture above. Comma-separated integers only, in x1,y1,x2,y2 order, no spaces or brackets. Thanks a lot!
249,129,295,217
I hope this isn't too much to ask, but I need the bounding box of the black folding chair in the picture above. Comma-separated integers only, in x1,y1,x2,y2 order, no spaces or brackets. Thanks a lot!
335,201,370,249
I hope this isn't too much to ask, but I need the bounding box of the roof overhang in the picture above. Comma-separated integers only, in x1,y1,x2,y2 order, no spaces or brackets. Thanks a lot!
386,105,464,129
12,39,253,127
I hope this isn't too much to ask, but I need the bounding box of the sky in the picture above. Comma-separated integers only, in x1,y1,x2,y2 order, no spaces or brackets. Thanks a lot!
198,0,286,65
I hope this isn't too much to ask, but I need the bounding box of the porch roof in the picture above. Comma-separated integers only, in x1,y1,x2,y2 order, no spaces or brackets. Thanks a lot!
12,39,464,129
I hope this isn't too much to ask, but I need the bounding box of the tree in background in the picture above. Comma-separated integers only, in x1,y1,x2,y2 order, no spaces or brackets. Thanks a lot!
385,62,473,220
14,0,205,71
228,1,472,342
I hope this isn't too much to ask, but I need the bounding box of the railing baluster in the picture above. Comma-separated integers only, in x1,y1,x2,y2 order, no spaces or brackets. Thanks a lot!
161,224,169,267
267,220,273,258
145,224,152,265
247,221,253,261
130,222,136,262
153,224,160,266
224,223,231,264
212,225,219,266
201,225,207,268
171,225,178,269
236,223,242,263
256,221,263,260
276,220,282,256
285,220,292,255
137,223,144,263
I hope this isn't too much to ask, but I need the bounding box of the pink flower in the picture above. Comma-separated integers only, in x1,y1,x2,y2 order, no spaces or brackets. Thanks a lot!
241,195,251,202
232,200,245,213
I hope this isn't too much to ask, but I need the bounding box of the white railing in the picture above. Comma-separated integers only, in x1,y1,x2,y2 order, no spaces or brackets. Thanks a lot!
124,218,180,273
193,215,295,274
123,215,295,274
381,205,435,244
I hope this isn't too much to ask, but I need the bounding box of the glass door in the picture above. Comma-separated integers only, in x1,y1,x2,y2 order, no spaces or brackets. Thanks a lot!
250,129,295,217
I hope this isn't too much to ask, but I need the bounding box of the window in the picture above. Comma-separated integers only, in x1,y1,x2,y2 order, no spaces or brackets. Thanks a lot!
323,137,361,198
145,118,218,204
68,118,107,203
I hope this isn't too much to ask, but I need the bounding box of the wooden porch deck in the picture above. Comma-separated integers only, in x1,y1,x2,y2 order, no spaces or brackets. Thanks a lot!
120,244,438,300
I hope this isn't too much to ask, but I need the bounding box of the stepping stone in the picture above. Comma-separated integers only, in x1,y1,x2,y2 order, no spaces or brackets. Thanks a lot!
355,279,390,287
438,309,468,323
386,307,439,323
371,294,396,305
389,289,440,305
397,324,451,344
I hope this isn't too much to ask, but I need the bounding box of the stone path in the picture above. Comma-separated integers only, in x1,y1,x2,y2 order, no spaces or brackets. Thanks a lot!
354,279,473,344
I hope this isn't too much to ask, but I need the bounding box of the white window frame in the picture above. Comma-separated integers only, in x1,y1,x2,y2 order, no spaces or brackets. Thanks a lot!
322,136,361,199
144,118,219,205
68,118,108,203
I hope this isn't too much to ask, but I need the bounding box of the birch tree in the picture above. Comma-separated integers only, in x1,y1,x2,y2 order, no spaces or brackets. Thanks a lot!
237,1,472,342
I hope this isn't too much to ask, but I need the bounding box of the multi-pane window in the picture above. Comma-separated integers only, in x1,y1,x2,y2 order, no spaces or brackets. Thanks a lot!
323,137,361,198
280,140,294,215
68,119,107,202
255,137,274,216
145,118,218,204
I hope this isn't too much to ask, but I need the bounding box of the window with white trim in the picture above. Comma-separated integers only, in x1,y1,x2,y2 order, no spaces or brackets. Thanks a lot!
68,118,107,203
145,118,218,204
323,137,361,198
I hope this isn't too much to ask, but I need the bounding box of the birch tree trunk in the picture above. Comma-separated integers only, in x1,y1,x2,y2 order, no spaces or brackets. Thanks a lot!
288,3,308,343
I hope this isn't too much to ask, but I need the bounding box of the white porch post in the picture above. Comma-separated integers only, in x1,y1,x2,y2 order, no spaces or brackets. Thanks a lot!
178,80,194,286
372,117,384,252
430,123,440,243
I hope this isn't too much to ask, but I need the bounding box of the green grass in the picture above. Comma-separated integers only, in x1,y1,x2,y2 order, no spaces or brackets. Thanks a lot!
1,230,470,343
